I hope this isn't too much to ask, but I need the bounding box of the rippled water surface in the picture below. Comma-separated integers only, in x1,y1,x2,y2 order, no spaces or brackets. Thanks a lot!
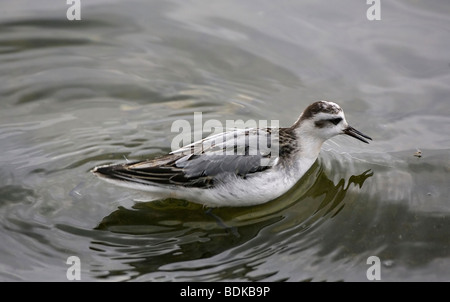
1,0,449,281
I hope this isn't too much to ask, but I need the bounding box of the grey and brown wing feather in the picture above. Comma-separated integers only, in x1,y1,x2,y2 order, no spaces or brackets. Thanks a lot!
93,153,271,189
93,127,292,189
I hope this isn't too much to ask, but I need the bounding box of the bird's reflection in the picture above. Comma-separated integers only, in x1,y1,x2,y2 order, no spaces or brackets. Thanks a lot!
91,162,373,280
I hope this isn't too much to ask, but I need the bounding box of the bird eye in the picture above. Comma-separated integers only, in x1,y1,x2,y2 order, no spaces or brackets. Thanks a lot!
329,118,342,125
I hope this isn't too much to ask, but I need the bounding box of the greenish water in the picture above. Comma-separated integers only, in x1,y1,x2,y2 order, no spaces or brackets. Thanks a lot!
0,0,449,281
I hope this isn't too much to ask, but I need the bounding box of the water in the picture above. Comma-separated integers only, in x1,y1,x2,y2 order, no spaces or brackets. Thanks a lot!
0,0,449,281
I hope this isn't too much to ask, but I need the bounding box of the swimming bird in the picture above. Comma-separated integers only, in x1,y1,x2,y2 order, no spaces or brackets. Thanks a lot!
92,100,372,207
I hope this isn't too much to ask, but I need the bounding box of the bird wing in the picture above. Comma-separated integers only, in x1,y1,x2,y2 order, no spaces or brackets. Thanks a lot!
171,128,276,157
94,128,280,188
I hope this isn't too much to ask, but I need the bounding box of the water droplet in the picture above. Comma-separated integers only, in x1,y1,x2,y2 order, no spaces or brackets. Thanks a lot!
383,260,395,267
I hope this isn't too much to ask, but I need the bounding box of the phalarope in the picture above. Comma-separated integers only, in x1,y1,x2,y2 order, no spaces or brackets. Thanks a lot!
92,100,372,207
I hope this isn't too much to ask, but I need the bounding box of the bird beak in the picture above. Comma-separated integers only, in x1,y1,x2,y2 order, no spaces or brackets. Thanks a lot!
343,126,372,144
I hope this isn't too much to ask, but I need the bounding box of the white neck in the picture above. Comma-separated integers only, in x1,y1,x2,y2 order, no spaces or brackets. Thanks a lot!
290,126,326,174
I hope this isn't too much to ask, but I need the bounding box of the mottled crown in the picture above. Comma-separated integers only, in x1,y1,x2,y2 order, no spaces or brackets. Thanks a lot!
300,100,342,121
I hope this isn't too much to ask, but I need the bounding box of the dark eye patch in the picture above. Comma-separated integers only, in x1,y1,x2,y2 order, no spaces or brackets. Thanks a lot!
314,120,327,128
314,117,342,128
329,117,342,125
